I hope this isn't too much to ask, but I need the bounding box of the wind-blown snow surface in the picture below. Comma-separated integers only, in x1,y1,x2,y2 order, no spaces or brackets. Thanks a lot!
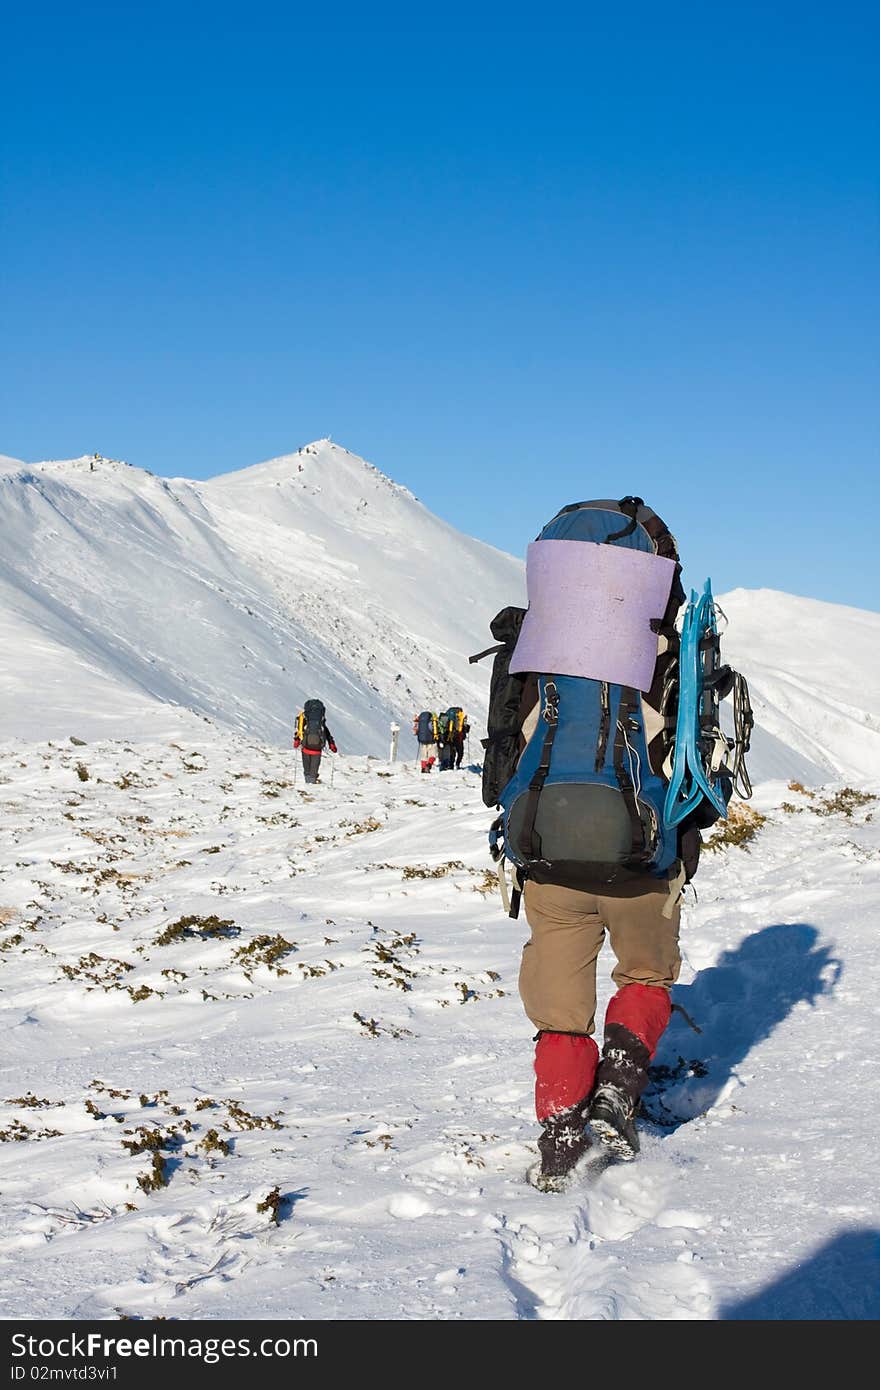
1,738,878,1321
2,439,879,782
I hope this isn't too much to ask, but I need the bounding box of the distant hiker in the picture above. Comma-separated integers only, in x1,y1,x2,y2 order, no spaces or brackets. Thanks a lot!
293,699,337,784
451,707,470,768
437,718,455,771
471,497,752,1191
438,706,469,770
413,710,439,773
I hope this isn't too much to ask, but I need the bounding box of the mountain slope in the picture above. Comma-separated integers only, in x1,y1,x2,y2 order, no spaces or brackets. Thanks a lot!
0,443,523,753
718,589,880,782
0,439,877,785
196,439,525,750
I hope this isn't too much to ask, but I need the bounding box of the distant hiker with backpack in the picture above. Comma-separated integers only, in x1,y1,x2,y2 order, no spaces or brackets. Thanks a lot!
453,709,470,768
293,699,337,784
471,497,752,1191
438,706,469,770
436,708,454,771
413,710,440,773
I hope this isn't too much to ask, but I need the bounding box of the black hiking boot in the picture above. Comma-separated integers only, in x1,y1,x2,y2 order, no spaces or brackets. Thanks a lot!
588,1023,651,1162
589,1085,640,1160
529,1105,591,1192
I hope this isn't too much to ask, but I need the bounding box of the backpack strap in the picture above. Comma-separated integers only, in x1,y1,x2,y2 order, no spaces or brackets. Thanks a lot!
602,495,643,543
613,687,649,865
595,681,611,771
469,642,506,663
515,679,560,861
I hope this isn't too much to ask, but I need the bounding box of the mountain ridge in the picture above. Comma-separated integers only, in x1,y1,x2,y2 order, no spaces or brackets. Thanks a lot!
0,440,523,755
2,439,878,782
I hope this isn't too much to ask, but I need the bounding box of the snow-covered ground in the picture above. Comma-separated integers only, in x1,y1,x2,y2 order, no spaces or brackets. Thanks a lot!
2,437,879,1320
1,734,877,1320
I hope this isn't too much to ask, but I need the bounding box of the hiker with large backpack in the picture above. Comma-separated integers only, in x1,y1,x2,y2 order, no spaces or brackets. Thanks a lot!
437,709,456,771
439,706,470,769
413,710,440,773
293,699,337,784
471,497,753,1190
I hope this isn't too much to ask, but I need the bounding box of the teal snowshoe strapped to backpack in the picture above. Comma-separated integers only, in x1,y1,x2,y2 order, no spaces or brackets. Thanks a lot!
471,497,753,916
665,580,754,827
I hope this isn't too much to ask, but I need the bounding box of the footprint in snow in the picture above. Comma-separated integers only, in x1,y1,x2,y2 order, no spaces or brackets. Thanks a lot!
498,1164,712,1320
581,1157,674,1241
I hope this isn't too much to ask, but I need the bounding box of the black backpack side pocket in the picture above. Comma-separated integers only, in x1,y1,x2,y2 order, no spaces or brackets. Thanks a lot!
470,606,528,809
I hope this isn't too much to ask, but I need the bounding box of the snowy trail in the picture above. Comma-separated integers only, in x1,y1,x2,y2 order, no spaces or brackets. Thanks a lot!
1,735,878,1320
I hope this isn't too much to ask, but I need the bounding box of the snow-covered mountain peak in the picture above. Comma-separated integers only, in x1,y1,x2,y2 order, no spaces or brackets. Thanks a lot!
1,436,877,786
0,438,523,752
207,437,420,519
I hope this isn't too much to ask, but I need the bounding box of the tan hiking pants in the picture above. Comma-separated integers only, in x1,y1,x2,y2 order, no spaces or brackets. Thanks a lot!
519,878,682,1035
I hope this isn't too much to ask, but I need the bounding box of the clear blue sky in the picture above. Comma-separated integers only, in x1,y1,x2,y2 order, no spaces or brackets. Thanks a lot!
2,4,878,607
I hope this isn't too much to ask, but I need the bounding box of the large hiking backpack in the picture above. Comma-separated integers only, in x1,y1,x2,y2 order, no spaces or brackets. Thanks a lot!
301,698,326,751
470,497,753,913
416,710,437,744
443,706,465,738
470,608,529,805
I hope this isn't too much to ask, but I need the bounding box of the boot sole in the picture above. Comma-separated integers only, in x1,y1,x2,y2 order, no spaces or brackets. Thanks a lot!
527,1144,617,1191
589,1116,638,1161
527,1161,571,1193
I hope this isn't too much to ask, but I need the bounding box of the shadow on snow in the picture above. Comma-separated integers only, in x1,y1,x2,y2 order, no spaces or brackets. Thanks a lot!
642,923,842,1131
719,1229,880,1319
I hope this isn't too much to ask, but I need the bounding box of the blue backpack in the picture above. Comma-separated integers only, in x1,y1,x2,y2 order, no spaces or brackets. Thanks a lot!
416,710,437,744
471,498,753,916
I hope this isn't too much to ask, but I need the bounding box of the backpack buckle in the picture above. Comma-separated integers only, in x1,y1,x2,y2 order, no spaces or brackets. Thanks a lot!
542,680,559,724
488,815,505,862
